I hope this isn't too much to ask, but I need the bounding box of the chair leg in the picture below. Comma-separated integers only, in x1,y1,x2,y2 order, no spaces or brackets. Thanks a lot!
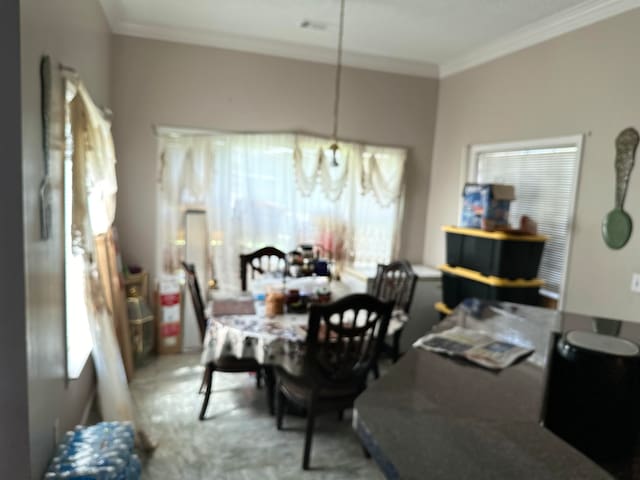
256,368,263,389
199,363,214,421
198,362,211,393
264,367,276,415
302,395,316,470
198,372,207,394
372,361,380,380
392,331,402,363
276,384,286,430
362,444,371,458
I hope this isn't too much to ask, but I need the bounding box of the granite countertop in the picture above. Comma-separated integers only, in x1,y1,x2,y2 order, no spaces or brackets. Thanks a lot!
354,300,618,480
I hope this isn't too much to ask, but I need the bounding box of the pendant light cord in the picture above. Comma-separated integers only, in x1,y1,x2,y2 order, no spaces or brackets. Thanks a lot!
331,0,346,142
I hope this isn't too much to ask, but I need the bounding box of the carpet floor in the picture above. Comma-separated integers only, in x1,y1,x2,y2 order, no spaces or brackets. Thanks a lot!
130,353,385,480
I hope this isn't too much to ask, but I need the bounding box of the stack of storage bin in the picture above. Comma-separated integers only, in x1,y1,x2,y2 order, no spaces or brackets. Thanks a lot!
435,226,546,315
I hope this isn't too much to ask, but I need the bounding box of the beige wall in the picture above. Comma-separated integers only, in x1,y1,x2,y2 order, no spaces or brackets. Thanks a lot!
20,0,111,477
111,35,439,282
425,9,640,322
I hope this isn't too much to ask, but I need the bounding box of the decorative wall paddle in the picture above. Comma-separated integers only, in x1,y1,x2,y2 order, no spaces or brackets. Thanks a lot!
39,55,52,240
602,127,638,249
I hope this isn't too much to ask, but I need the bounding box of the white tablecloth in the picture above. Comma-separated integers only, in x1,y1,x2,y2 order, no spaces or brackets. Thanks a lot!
201,307,408,375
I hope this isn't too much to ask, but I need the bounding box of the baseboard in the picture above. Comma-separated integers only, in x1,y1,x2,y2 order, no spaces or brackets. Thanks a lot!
80,387,98,425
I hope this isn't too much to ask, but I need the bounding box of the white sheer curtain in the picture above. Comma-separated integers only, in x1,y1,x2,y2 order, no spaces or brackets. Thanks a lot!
207,133,299,290
157,136,216,274
156,131,407,292
357,144,407,264
66,76,153,449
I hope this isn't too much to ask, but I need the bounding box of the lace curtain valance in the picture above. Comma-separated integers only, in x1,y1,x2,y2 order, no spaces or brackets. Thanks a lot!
157,132,407,207
360,145,407,207
292,134,406,206
156,130,407,288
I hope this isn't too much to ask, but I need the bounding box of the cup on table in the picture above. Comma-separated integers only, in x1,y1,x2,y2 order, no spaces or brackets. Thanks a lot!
253,293,266,317
265,291,285,317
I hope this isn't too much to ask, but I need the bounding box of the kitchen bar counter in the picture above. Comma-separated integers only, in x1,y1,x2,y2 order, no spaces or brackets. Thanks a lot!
354,301,621,479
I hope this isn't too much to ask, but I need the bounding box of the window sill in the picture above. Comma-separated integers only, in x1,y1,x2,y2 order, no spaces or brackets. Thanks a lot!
67,345,92,381
539,288,559,300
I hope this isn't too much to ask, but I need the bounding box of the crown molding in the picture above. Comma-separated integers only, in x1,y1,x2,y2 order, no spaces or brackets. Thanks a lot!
440,0,640,77
98,0,120,27
111,21,440,78
99,0,640,80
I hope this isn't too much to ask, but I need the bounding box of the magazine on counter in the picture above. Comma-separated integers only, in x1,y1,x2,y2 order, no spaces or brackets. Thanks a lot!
413,326,533,370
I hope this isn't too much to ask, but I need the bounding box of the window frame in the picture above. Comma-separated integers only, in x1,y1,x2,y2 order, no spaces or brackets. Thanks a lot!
463,134,584,309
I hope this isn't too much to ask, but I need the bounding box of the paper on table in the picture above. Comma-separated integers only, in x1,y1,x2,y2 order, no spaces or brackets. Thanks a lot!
413,326,534,370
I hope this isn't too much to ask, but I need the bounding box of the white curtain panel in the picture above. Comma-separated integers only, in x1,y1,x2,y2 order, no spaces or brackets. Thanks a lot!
157,131,407,292
77,84,118,236
206,133,293,291
65,78,143,437
157,136,216,274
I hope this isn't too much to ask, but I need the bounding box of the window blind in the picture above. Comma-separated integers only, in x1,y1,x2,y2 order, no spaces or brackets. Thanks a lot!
474,146,579,294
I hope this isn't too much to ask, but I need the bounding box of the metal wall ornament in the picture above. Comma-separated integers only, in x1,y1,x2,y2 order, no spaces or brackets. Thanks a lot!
602,127,639,249
39,55,53,240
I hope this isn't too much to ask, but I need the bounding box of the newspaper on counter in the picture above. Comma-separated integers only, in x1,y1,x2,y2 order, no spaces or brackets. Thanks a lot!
413,326,534,370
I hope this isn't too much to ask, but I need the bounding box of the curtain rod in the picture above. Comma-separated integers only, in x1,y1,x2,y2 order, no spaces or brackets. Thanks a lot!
59,62,79,78
152,124,410,152
58,62,113,119
153,124,225,137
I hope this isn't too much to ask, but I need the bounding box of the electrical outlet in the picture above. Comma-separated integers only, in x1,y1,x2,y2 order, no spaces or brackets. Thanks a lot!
631,273,640,293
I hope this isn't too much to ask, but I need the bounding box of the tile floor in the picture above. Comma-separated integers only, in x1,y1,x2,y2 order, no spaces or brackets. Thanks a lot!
130,353,385,480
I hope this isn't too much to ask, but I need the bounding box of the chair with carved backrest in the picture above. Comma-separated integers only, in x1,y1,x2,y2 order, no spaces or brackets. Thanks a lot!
182,262,263,420
239,246,287,291
275,293,393,470
370,260,418,363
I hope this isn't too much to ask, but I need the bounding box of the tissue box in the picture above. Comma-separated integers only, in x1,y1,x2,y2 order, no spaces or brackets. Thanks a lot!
460,183,515,229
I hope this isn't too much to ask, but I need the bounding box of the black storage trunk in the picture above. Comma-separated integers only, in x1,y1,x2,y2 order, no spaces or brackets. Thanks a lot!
545,331,640,462
441,265,543,309
444,226,546,279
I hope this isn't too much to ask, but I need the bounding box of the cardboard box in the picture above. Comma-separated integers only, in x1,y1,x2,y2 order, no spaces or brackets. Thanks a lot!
156,275,182,354
125,271,149,301
460,183,515,229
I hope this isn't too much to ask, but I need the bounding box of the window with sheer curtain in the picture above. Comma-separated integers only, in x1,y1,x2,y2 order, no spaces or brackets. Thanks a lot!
64,78,120,379
156,131,407,292
468,136,583,301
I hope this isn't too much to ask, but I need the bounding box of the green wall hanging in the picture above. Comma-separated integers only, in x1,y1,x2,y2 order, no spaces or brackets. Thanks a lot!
602,127,638,249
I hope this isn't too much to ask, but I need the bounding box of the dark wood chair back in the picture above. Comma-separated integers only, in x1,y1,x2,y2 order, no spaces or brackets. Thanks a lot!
182,261,207,342
239,246,286,291
304,294,393,387
371,260,418,313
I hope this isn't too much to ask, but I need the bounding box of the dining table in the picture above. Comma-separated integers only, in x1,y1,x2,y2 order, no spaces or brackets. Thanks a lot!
201,298,309,376
200,285,408,378
195,273,409,420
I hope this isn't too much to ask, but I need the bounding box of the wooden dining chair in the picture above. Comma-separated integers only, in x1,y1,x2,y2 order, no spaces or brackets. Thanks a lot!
370,260,418,363
239,246,287,291
182,262,264,420
275,293,393,470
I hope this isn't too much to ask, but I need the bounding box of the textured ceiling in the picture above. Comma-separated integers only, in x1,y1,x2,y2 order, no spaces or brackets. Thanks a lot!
99,0,627,76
